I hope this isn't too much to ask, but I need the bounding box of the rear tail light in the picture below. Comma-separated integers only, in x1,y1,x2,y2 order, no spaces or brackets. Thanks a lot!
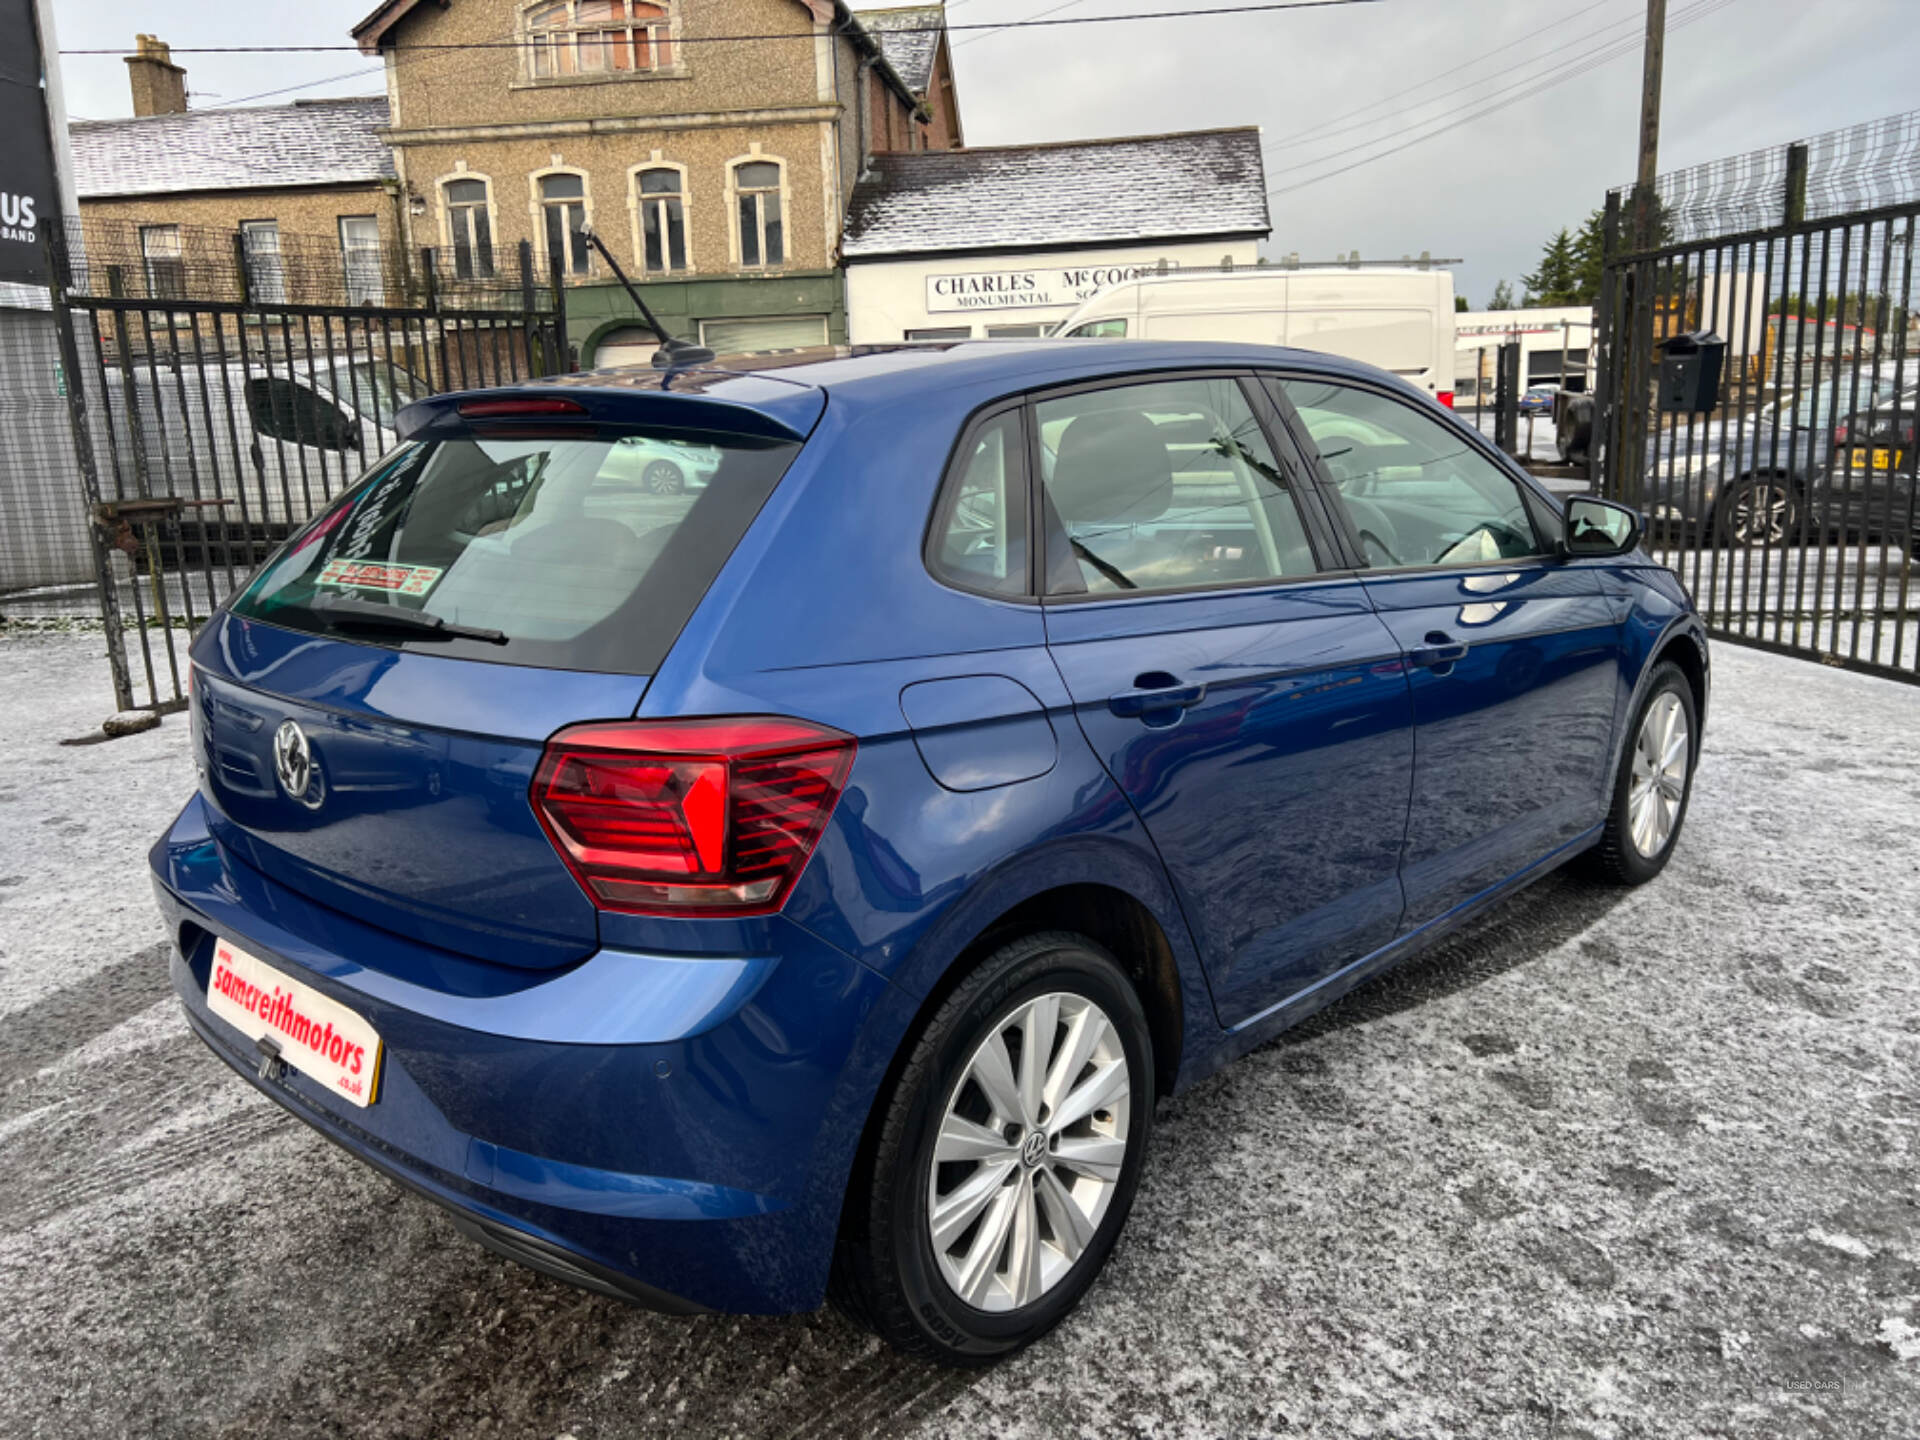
1436,390,1455,409
531,717,856,916
1834,422,1849,446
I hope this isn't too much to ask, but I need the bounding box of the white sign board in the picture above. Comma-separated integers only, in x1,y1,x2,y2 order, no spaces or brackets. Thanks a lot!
926,262,1178,314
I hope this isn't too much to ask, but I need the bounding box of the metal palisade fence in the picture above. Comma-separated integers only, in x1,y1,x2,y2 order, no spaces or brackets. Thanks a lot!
38,216,570,712
1591,108,1920,684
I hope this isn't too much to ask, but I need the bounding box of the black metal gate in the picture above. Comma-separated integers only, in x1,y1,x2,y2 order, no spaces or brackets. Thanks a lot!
47,218,569,713
1591,109,1920,684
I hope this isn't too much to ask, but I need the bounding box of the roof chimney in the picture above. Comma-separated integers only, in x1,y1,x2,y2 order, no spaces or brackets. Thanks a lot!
126,35,187,117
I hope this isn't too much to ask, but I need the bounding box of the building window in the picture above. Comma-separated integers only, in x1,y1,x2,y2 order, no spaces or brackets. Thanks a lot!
906,326,971,341
444,178,494,280
634,167,686,273
538,172,590,278
985,324,1046,339
139,224,184,300
239,221,284,304
524,0,674,80
731,159,784,269
338,216,383,305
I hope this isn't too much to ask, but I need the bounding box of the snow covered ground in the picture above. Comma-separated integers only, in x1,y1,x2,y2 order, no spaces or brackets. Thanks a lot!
1,629,1916,1439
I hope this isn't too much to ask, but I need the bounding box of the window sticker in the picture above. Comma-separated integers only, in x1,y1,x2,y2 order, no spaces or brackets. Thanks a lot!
316,558,445,597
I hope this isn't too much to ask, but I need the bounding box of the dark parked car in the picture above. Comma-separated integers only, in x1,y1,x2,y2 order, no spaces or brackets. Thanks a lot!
153,341,1707,1365
1640,378,1913,546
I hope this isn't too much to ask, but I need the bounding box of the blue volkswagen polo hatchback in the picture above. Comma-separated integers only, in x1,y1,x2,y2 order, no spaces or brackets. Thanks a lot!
153,341,1707,1363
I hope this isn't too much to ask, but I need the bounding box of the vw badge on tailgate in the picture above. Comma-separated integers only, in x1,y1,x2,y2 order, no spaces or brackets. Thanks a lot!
273,719,321,808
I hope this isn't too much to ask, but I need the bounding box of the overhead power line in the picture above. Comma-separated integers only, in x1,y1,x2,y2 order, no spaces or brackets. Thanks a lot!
58,0,1387,56
1267,0,1743,198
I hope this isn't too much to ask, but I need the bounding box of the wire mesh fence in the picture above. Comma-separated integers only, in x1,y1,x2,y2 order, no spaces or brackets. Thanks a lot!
1616,106,1920,246
1595,111,1920,684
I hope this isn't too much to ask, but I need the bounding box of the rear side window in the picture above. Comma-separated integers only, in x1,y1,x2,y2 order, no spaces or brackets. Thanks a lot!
231,428,799,673
927,410,1029,597
1036,376,1317,595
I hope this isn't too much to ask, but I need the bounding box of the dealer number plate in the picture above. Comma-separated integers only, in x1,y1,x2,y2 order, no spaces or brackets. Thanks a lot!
206,938,382,1107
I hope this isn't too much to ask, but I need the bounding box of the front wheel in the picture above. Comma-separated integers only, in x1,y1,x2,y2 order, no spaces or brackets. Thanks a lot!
831,932,1154,1365
1581,661,1697,885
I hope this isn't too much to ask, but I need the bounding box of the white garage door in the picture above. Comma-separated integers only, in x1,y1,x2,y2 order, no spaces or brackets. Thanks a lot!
698,315,829,355
592,327,659,370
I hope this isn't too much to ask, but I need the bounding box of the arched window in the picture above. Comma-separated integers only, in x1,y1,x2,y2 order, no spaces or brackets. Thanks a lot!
731,159,784,269
443,177,494,279
538,172,590,277
524,0,674,79
634,166,686,273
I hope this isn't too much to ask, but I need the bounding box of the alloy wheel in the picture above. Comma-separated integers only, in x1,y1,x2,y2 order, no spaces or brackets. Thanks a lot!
1729,481,1792,544
927,992,1131,1313
1628,691,1690,858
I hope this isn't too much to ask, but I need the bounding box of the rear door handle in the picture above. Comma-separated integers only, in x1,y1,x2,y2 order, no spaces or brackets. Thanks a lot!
1108,676,1207,718
1408,632,1470,670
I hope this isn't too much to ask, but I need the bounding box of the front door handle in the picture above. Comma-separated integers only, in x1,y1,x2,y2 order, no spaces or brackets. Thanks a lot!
1408,632,1470,670
1109,674,1207,718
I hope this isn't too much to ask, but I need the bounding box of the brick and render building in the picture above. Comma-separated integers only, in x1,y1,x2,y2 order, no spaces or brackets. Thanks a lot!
71,39,403,305
351,0,954,362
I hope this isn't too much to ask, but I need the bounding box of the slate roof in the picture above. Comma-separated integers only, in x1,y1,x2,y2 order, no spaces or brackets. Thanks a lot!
851,5,945,94
70,98,394,200
842,127,1270,260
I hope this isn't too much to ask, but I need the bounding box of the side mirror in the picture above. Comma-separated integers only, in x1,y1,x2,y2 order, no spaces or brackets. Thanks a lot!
1563,495,1641,558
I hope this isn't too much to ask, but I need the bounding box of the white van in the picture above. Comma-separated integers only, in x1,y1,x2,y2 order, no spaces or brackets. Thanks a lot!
1053,268,1459,405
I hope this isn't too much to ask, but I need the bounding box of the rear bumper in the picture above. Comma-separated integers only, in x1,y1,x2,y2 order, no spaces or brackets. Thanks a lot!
152,793,892,1315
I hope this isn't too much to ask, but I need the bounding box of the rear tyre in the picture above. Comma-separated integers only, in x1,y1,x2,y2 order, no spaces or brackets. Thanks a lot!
1580,661,1697,886
1716,475,1796,547
831,931,1154,1366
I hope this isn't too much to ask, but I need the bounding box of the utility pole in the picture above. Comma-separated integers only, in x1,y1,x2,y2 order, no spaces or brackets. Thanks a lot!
1632,0,1666,250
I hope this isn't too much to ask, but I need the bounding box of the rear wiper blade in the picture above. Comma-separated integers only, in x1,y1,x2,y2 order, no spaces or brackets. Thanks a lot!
310,596,509,645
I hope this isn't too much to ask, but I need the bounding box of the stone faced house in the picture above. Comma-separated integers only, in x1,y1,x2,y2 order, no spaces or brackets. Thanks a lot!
352,0,959,360
71,41,403,306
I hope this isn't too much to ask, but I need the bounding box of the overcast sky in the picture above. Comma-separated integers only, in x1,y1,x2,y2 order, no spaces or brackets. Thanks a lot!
51,0,1920,307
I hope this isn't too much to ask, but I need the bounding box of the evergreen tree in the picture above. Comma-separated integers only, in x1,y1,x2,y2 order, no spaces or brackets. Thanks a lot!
1568,209,1606,305
1488,278,1516,311
1522,228,1579,306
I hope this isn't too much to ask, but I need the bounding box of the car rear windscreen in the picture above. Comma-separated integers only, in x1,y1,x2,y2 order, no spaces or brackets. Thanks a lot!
230,427,800,674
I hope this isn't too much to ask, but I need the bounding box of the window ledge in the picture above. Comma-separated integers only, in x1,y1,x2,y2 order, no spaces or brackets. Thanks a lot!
510,67,692,92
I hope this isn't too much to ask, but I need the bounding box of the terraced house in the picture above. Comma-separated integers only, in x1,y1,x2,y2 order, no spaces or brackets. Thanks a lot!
352,0,963,362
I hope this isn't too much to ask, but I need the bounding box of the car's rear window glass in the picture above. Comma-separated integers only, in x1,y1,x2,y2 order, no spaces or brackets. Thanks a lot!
230,428,799,674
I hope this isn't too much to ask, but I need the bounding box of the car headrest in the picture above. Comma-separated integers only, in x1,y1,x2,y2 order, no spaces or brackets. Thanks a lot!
1050,411,1174,527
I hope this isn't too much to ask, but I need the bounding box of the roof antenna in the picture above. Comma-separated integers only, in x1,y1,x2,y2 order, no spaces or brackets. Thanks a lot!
576,226,716,370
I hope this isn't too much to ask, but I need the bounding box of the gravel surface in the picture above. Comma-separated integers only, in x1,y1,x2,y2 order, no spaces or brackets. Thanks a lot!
1,628,1915,1440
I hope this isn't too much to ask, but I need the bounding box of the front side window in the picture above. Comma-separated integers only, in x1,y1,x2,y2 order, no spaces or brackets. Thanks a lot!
635,167,686,273
1063,319,1127,338
444,178,494,279
928,410,1028,597
140,224,184,300
338,215,383,305
733,161,784,268
1037,376,1317,595
525,0,674,78
1278,378,1542,569
240,220,284,304
539,173,590,277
